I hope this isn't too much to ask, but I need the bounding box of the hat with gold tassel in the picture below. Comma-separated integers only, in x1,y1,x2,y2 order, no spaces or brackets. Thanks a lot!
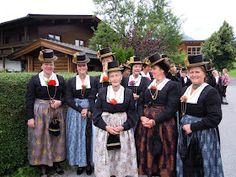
72,52,90,64
38,49,58,63
129,56,143,65
97,47,115,61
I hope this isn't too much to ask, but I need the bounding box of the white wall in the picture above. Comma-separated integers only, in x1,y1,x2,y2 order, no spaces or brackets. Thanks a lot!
5,59,22,72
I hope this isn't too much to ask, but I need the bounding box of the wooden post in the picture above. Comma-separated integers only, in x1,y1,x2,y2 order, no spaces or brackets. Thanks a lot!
27,55,33,72
2,57,5,70
67,55,72,73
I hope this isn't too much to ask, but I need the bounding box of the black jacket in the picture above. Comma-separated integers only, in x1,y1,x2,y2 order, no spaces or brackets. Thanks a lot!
93,87,137,131
65,76,96,113
26,74,66,120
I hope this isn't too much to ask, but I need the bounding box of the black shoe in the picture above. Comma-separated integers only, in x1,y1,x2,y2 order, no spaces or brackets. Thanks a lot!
40,166,48,177
55,164,64,175
86,164,93,175
77,167,84,175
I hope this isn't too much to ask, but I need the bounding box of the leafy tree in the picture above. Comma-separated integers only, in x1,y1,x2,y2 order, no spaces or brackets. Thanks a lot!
89,21,120,50
91,0,182,59
202,21,236,70
112,46,134,64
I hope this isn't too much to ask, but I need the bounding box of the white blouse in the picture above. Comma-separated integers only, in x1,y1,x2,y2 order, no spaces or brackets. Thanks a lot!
38,71,59,86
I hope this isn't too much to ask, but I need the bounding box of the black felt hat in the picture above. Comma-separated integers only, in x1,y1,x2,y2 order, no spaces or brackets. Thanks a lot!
129,56,143,65
107,61,123,73
72,52,90,64
97,47,115,60
148,53,170,73
148,53,165,66
185,55,209,68
38,49,58,63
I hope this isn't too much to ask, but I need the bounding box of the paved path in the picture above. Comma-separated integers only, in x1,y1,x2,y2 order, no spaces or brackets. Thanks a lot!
220,78,236,177
53,79,236,177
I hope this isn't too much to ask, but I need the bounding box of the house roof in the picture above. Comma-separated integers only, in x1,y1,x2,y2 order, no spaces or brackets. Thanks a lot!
8,38,98,60
0,14,100,28
181,40,205,43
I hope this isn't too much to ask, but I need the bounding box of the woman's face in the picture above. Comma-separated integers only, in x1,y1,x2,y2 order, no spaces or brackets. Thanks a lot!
212,70,219,77
152,65,165,80
101,56,113,70
180,70,187,78
42,62,54,75
132,64,142,76
189,66,206,85
123,68,131,77
77,63,88,75
223,68,227,74
109,71,122,87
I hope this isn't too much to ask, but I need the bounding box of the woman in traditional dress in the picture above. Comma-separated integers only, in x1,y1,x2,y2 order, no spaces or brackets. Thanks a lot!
136,53,179,177
26,49,66,177
65,53,95,175
176,55,224,177
123,56,150,129
121,62,131,78
141,57,153,81
221,68,230,104
93,61,138,177
95,47,115,91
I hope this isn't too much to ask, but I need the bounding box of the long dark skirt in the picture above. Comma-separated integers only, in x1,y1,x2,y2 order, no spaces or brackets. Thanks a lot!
136,105,177,177
28,99,66,166
176,115,224,177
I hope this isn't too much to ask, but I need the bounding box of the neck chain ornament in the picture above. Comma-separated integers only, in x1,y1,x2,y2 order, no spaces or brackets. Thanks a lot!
149,84,158,100
43,76,57,104
149,79,164,100
180,95,188,116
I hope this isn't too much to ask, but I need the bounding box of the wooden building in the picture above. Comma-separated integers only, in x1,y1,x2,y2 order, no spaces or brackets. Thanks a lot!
8,38,101,72
179,40,205,56
0,14,101,71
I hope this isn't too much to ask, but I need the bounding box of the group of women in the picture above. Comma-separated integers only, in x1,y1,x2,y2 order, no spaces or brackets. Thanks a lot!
26,48,224,177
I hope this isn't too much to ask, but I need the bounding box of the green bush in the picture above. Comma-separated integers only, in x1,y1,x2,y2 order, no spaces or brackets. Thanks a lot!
4,165,39,177
0,72,34,176
0,72,100,176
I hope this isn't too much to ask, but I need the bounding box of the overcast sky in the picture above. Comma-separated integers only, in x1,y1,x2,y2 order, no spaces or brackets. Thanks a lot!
0,0,235,40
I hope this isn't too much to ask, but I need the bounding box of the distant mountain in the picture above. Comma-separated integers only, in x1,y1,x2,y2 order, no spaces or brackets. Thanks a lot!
182,34,194,40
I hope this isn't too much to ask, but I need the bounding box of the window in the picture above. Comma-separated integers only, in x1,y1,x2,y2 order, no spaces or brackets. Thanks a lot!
48,34,61,41
75,39,85,47
187,46,202,55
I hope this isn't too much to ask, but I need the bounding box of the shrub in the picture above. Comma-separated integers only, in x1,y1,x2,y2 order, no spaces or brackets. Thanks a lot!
0,71,100,176
0,72,34,175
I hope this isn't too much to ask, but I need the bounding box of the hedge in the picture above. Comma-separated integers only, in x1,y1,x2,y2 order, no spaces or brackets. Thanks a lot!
0,72,100,176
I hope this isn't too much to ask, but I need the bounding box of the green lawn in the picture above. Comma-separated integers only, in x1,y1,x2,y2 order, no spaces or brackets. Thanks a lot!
229,69,236,77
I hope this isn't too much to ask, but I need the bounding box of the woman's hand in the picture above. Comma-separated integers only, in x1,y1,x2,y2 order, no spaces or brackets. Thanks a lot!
81,109,88,118
143,119,155,128
114,126,124,133
50,100,62,109
133,93,139,100
141,116,149,124
106,126,119,135
27,118,35,128
141,116,155,128
182,124,192,134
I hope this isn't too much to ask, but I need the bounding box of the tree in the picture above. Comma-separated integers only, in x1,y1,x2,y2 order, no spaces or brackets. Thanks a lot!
202,21,236,70
89,21,120,50
89,22,134,64
91,0,182,60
